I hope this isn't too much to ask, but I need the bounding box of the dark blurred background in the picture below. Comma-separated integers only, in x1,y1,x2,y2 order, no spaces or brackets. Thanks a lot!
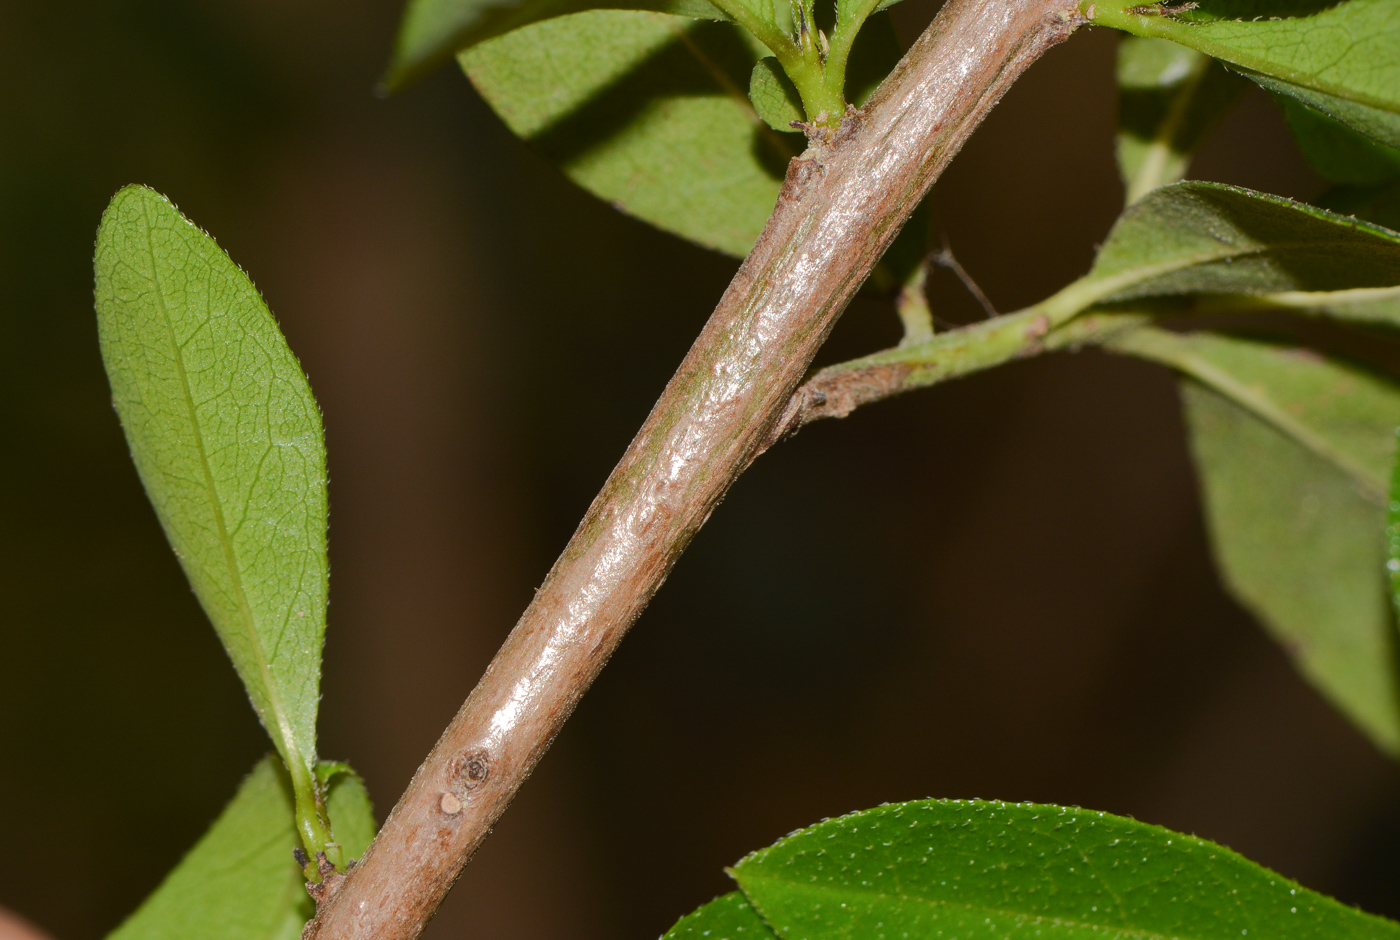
3,0,1399,937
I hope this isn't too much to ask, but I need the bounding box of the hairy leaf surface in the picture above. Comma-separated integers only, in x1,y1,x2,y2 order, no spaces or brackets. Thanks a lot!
662,891,778,940
1083,181,1400,305
1115,35,1245,204
1108,328,1400,754
731,799,1400,939
1091,0,1400,148
95,185,327,778
106,757,375,940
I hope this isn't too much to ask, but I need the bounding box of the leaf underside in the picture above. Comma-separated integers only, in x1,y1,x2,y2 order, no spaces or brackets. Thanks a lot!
1109,330,1400,754
1185,380,1400,754
94,185,328,776
105,757,375,940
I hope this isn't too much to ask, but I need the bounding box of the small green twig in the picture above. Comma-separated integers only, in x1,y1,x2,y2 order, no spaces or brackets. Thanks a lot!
895,262,936,346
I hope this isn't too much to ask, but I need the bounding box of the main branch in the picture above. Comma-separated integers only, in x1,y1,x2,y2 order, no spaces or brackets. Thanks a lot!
306,1,1083,935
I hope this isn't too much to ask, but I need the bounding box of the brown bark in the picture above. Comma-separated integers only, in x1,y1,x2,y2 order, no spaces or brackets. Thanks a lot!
305,1,1083,936
0,907,52,940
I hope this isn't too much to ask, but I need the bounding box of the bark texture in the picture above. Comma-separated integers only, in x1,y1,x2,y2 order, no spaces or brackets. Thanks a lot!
305,1,1083,936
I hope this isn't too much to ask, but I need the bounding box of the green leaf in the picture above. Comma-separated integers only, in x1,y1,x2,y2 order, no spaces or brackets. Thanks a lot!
106,757,376,940
1278,94,1400,187
729,799,1398,939
94,184,332,851
463,11,788,256
749,58,804,132
1107,327,1400,755
1115,35,1246,204
1082,181,1400,304
1089,0,1400,149
1201,285,1400,328
384,0,730,94
462,10,902,256
662,892,778,940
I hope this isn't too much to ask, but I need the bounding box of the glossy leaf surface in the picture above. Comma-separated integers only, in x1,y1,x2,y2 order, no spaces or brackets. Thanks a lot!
1115,35,1245,204
1109,328,1400,754
106,757,376,940
95,185,328,781
1091,0,1400,148
730,799,1397,939
1084,182,1400,304
662,892,778,940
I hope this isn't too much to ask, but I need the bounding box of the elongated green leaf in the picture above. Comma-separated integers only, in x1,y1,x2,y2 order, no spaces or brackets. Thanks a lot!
1116,36,1246,204
94,185,329,824
1090,0,1400,149
729,799,1397,939
1107,327,1400,754
663,892,778,940
462,10,901,256
107,757,375,940
1082,181,1400,304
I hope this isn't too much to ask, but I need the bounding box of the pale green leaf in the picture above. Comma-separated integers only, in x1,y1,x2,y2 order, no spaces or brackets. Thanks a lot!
662,892,778,940
1115,35,1246,204
94,185,327,795
106,757,376,940
463,11,788,256
462,10,901,256
730,799,1398,939
749,58,803,132
1107,327,1400,754
1081,181,1400,305
384,0,730,93
1090,0,1400,148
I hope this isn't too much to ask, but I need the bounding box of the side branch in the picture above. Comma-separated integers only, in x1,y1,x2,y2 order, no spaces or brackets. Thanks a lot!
768,312,1147,443
306,1,1083,937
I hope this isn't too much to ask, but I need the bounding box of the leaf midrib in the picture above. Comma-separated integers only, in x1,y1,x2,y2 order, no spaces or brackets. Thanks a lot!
1091,234,1400,302
139,199,298,766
